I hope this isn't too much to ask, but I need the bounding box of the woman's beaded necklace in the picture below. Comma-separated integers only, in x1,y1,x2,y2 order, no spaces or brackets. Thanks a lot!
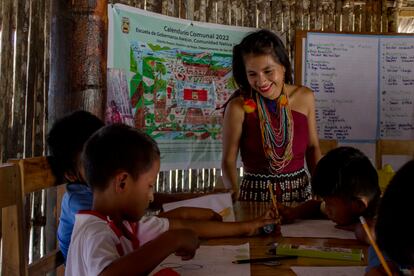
256,84,294,173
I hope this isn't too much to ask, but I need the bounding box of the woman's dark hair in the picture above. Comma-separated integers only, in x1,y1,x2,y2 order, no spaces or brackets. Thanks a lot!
232,29,293,98
376,160,414,267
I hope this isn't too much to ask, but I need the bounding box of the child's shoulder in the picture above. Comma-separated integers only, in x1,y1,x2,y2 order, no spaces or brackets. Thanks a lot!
66,182,92,194
72,212,113,238
65,183,93,211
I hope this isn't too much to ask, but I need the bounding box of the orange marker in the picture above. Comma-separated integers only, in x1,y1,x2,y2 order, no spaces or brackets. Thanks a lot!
359,216,392,276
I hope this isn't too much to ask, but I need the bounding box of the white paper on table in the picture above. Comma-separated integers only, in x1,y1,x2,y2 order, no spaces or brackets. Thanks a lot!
162,193,235,222
281,220,356,239
291,266,366,276
150,243,250,276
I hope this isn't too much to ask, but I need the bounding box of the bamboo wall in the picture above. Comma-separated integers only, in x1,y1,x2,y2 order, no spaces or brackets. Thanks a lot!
1,0,412,179
1,0,414,264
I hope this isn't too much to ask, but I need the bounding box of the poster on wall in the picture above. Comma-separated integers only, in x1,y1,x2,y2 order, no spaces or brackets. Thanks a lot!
108,4,255,171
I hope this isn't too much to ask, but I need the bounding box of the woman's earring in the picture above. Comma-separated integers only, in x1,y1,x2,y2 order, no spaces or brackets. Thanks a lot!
243,87,256,113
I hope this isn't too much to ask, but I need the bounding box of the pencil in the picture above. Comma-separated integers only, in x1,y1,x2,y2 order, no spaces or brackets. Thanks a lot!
359,216,392,276
268,182,279,217
232,255,298,264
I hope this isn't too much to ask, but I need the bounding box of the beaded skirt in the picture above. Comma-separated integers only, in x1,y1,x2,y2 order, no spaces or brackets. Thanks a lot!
238,168,311,203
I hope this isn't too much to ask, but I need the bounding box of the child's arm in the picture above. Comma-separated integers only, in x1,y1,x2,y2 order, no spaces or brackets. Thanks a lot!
158,207,223,221
99,229,199,276
168,208,278,238
277,200,324,224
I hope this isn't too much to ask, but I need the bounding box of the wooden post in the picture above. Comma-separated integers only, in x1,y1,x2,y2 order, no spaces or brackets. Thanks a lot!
388,0,403,33
49,0,72,124
69,0,108,119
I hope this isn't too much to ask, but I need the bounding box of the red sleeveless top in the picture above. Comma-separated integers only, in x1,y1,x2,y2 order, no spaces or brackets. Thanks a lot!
240,107,309,174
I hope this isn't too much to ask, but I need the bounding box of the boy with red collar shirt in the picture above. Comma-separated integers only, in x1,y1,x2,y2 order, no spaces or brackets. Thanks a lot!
66,124,277,275
48,111,222,263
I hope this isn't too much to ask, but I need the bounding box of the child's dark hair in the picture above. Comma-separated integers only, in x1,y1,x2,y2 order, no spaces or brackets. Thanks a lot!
312,147,380,217
47,110,104,183
82,124,160,191
376,160,414,267
232,29,293,98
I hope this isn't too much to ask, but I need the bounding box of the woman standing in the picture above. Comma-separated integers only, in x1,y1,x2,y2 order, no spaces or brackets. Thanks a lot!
222,29,321,203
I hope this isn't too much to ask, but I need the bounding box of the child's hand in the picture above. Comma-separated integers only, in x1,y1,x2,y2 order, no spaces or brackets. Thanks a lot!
172,229,200,260
244,208,281,236
276,203,298,224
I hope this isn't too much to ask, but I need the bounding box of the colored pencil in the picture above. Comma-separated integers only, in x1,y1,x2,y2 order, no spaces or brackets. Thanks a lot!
359,216,392,276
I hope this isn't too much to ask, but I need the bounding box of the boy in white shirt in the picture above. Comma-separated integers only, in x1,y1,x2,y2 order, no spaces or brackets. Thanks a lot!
66,124,278,276
65,124,199,275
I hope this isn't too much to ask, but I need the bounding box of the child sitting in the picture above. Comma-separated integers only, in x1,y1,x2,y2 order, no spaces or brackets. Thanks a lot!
49,111,222,262
47,110,104,261
277,146,381,231
366,160,414,275
66,124,278,275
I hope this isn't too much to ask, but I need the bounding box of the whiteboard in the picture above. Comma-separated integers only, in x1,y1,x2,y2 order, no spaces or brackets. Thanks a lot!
301,32,414,142
379,36,414,140
305,33,379,141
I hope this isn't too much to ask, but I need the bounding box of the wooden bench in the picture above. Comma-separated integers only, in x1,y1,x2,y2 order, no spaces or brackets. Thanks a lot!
1,163,27,275
2,156,65,275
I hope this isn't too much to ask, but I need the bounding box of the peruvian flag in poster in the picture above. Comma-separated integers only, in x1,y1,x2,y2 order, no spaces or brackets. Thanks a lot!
183,88,208,101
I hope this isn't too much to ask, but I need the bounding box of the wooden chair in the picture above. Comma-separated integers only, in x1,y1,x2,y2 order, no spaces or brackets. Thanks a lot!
1,163,27,276
4,156,65,275
376,140,414,169
319,139,338,155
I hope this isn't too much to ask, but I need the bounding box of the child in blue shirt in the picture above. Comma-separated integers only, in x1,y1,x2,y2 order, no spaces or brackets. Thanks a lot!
47,110,104,261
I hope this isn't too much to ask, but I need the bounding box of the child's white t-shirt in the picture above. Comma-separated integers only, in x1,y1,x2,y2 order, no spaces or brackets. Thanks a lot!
65,212,169,276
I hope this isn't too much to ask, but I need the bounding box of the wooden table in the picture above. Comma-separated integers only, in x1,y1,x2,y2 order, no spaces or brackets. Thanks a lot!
204,201,368,276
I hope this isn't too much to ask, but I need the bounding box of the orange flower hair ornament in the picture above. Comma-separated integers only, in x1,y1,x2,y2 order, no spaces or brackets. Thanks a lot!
243,98,256,113
279,94,288,106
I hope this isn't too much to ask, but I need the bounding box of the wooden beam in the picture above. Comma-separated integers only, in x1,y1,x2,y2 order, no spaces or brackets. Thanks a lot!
399,8,414,16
